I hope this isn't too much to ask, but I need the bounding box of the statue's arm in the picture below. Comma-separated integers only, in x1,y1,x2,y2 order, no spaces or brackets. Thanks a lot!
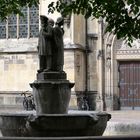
37,35,41,52
61,27,64,35
53,28,59,48
43,27,53,38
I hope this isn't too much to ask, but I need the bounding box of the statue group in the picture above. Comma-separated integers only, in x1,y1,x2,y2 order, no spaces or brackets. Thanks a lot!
37,15,64,73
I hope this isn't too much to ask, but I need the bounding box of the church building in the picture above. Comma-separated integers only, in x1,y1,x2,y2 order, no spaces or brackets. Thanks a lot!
0,0,139,111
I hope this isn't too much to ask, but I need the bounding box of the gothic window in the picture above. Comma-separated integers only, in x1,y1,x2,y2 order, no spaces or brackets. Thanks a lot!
0,20,6,38
30,5,39,38
19,6,28,38
8,14,17,38
0,5,39,39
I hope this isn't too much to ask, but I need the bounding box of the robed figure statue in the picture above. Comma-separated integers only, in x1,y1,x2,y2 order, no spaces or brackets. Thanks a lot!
37,16,64,72
52,17,64,71
37,15,54,72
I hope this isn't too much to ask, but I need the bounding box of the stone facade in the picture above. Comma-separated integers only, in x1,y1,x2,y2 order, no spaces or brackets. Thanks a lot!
103,32,140,111
0,0,97,110
0,39,84,109
0,0,139,111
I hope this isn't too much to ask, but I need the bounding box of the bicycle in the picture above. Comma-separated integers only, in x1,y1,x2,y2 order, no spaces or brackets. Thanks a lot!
21,91,36,111
78,96,89,110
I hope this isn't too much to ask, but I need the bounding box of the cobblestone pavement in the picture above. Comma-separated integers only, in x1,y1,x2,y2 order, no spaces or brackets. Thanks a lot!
104,110,140,136
108,110,140,122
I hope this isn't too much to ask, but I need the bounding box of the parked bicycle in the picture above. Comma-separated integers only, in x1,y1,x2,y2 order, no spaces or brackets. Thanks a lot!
78,96,89,110
21,91,36,111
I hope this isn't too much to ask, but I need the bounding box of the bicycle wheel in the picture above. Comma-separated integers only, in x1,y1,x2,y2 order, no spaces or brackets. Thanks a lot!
23,99,28,110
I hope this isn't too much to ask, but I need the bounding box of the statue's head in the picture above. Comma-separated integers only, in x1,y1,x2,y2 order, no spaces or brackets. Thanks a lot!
40,15,48,25
48,18,54,27
56,17,64,26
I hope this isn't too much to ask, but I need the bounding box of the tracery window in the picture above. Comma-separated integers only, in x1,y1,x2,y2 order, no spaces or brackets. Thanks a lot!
0,20,6,39
0,5,39,39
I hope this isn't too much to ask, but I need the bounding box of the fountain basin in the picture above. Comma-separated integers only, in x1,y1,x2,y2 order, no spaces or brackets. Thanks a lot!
0,111,111,137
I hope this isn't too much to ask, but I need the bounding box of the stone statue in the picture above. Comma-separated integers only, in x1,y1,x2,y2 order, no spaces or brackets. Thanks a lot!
52,17,64,71
106,44,111,59
37,15,54,73
37,16,64,72
37,15,48,73
43,18,54,72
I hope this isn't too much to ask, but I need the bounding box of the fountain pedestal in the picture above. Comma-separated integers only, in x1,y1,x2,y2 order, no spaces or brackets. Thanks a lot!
0,71,111,137
30,71,74,114
0,111,111,137
0,16,111,137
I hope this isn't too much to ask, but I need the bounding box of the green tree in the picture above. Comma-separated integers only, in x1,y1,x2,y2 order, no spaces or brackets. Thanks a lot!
0,0,39,20
48,0,140,45
0,0,139,45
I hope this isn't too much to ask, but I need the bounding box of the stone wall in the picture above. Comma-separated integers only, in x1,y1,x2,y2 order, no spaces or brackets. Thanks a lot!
0,53,38,91
0,39,84,110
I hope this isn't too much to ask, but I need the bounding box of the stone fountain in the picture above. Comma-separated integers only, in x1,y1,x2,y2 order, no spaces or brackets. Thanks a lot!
0,16,111,137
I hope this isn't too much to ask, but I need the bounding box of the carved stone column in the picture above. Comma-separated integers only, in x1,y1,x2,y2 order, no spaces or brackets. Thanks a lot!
30,71,74,114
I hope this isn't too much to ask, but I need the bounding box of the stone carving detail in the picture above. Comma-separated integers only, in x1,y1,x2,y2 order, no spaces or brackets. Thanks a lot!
120,39,140,49
105,33,115,69
37,16,64,72
106,44,111,69
106,44,111,59
106,59,111,69
116,39,140,56
75,54,81,73
52,17,64,71
31,15,74,114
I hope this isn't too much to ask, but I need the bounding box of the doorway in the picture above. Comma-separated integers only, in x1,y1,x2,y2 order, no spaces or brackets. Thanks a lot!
119,61,140,110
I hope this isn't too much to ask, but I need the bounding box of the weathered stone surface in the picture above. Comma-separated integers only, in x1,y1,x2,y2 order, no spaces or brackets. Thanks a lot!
37,71,67,80
30,79,74,114
0,111,111,137
0,136,139,140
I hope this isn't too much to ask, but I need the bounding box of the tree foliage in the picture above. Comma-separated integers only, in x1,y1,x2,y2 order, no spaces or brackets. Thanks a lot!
48,0,140,45
0,0,139,45
0,0,39,20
